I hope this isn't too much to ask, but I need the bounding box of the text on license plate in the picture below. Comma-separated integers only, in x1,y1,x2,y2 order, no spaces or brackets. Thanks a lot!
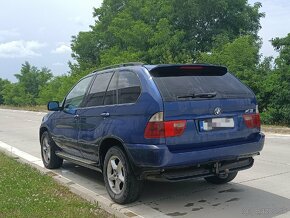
200,117,234,131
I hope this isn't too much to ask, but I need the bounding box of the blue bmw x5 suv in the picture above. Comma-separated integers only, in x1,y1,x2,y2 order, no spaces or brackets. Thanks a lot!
40,63,265,204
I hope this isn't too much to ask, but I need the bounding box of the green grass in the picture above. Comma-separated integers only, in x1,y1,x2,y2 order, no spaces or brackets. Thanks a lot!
0,153,111,218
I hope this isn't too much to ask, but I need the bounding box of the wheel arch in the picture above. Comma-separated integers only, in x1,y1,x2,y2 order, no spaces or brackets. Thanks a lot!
39,126,48,143
99,136,132,169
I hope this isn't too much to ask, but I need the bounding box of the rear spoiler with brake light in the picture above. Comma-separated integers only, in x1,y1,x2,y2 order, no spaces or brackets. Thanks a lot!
149,64,228,77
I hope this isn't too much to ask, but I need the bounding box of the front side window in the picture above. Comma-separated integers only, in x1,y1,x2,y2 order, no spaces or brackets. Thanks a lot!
85,72,113,107
64,76,93,109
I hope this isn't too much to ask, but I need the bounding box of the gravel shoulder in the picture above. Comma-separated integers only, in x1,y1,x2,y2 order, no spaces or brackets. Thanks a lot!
262,125,290,135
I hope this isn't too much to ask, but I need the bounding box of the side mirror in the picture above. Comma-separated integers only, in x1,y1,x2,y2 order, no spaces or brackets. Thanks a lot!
47,101,60,111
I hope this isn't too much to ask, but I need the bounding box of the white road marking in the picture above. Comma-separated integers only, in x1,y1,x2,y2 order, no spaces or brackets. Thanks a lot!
0,141,41,164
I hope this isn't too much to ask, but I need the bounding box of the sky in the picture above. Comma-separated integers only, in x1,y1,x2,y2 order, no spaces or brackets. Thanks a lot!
0,0,290,82
0,0,102,81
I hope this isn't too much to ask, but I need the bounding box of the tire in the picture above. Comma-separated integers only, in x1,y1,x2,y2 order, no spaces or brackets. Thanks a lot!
103,146,143,204
41,131,63,169
204,171,238,184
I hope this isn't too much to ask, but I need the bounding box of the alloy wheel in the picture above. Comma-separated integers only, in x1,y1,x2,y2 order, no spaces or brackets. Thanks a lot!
42,136,51,164
106,156,125,194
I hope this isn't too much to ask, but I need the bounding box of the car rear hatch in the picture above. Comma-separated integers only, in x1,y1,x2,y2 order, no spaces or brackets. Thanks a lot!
149,65,261,153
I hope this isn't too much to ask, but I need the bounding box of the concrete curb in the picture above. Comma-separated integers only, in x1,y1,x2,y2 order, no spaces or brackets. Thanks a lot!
0,141,143,218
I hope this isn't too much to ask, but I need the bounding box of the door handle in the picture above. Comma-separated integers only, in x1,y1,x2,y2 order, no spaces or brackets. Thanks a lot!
100,112,110,117
74,114,80,120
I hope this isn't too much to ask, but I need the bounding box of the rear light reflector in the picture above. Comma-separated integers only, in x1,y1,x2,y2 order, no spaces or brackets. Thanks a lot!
144,112,186,138
243,113,261,129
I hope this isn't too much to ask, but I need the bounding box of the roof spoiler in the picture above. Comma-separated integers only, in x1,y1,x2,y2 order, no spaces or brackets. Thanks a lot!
149,64,228,77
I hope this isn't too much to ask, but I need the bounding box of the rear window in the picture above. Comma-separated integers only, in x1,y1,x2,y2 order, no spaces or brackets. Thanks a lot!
151,68,253,101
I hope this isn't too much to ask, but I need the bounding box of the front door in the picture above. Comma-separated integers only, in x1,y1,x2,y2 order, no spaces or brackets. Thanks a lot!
51,75,93,157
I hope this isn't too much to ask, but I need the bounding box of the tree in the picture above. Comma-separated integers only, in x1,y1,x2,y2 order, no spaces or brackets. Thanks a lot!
2,83,33,106
37,75,70,105
13,62,53,105
197,36,260,74
71,0,264,73
196,35,264,96
272,33,290,66
37,66,94,105
0,78,10,105
1,62,53,106
261,34,290,125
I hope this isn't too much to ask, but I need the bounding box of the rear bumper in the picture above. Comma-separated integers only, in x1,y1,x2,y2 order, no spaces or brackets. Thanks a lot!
143,157,254,181
126,133,265,180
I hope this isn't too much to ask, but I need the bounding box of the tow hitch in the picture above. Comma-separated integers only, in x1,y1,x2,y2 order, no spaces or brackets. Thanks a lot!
214,162,230,175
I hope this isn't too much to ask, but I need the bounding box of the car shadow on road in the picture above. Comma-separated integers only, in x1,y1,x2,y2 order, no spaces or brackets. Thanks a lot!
138,180,290,218
54,161,290,218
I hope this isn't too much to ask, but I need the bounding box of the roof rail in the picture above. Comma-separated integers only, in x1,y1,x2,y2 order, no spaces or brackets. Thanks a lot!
96,62,144,71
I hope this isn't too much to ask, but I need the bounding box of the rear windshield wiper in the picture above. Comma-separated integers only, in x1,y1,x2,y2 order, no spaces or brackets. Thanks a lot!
177,92,217,99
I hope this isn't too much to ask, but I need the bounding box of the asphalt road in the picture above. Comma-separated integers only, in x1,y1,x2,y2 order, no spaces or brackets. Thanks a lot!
0,108,290,218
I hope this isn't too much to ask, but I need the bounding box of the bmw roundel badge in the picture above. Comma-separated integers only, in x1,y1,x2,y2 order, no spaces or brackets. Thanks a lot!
214,107,222,115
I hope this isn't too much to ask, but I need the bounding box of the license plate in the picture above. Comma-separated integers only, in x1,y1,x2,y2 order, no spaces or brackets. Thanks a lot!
200,117,234,131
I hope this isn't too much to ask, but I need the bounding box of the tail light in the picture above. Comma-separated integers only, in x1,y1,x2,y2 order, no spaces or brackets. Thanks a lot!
144,112,186,139
243,113,261,129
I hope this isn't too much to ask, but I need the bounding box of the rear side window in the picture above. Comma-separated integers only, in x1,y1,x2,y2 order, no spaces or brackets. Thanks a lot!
118,71,141,104
104,70,141,105
85,72,113,107
151,68,253,101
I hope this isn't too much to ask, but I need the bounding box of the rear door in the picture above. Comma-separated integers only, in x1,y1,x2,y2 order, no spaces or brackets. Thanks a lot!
150,65,259,152
104,69,145,144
